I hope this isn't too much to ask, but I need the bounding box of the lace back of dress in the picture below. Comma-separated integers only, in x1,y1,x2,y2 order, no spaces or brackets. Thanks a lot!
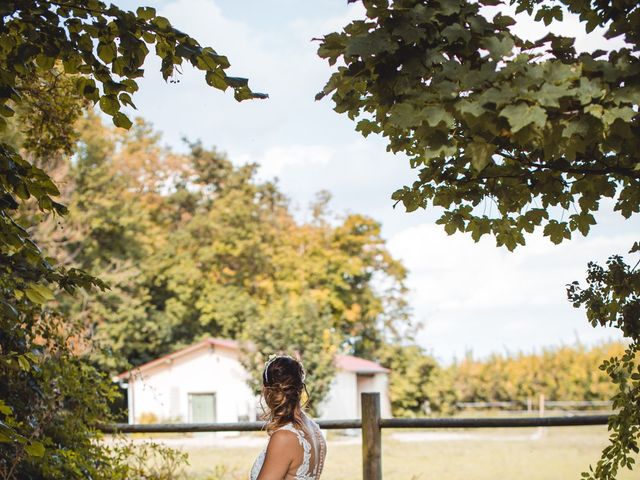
309,421,326,478
280,420,326,479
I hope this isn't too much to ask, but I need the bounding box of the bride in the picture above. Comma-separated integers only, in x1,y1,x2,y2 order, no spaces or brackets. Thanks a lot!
250,355,326,480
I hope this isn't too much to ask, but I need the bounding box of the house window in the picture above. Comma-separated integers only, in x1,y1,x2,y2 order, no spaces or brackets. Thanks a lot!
188,393,217,423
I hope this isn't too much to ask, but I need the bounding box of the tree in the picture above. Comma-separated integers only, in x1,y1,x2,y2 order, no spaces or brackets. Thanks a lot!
0,0,262,477
34,115,412,384
378,343,457,416
451,342,628,404
317,0,639,477
241,297,339,416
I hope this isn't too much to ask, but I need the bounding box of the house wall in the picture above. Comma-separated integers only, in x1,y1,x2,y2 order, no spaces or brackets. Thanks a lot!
127,346,256,424
126,347,392,423
356,373,392,418
317,371,358,420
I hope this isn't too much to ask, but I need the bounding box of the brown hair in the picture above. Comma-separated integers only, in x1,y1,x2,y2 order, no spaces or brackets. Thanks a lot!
261,355,308,434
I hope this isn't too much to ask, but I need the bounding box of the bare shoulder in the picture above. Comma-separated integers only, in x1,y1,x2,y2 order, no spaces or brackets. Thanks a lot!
267,428,300,452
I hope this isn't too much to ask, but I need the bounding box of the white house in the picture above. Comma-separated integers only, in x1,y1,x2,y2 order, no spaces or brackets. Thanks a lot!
117,337,391,424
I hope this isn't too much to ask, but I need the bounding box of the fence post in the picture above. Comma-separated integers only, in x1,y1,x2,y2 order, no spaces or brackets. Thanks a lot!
361,392,382,480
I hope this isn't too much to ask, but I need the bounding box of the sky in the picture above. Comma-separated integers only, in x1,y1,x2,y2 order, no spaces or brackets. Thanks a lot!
117,0,638,363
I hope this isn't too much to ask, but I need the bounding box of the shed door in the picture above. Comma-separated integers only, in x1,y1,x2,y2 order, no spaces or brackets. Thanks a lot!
189,393,216,423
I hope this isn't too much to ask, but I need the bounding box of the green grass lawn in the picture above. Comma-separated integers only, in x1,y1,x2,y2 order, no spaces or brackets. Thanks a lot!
178,425,638,479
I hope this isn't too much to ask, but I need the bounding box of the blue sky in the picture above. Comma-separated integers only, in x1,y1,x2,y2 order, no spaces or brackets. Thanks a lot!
117,0,638,362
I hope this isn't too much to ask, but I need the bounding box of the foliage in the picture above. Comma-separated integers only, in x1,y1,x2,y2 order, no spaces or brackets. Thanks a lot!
451,341,629,404
0,65,114,480
317,0,638,250
378,343,457,416
109,440,189,480
318,0,639,477
0,0,261,478
380,341,629,418
0,321,118,479
568,252,640,478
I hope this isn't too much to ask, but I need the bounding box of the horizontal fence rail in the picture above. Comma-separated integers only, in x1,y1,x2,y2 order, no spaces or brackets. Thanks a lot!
100,415,609,434
379,415,610,428
100,418,362,434
457,400,613,409
100,393,616,479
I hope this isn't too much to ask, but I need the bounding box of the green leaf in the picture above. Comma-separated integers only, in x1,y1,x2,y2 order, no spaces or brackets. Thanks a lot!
24,441,45,457
569,212,596,236
546,61,581,84
97,42,117,64
500,102,547,132
419,106,454,128
35,54,55,70
602,106,635,127
62,55,81,74
113,112,132,129
205,70,228,91
389,103,417,129
467,140,496,172
136,6,156,21
99,95,119,116
577,77,604,105
151,16,171,32
356,119,380,137
585,104,603,118
17,355,30,371
24,284,54,304
0,420,24,444
456,99,484,118
543,220,571,244
0,103,15,117
118,92,136,109
481,35,515,61
536,83,575,108
345,30,397,57
0,401,11,416
493,13,516,28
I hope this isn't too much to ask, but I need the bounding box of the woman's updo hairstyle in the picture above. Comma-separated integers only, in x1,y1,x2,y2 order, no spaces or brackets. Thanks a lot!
261,355,307,433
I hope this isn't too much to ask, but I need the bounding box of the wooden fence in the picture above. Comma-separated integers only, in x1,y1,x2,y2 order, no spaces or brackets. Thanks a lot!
457,399,613,410
101,393,611,480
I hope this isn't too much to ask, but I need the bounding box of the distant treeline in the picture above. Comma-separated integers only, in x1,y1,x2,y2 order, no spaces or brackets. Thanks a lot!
404,341,628,416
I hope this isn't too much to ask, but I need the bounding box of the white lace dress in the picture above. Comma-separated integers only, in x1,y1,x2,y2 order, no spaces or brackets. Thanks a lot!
250,418,326,480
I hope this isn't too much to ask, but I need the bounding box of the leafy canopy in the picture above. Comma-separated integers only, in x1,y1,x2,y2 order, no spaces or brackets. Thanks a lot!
0,1,263,477
317,0,639,251
317,0,639,478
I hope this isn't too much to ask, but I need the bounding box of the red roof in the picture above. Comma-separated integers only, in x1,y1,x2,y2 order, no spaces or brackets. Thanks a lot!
335,354,390,374
117,337,389,379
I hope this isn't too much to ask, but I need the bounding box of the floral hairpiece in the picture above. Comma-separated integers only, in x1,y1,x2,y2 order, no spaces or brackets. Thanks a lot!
263,354,280,384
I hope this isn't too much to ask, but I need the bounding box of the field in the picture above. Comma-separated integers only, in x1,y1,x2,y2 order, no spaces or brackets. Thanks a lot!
157,425,638,479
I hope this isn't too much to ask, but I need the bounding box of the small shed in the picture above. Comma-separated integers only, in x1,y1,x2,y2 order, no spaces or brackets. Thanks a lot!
117,338,391,424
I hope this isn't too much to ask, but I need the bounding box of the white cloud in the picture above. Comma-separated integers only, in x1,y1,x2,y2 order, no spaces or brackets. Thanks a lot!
388,223,635,362
239,144,334,179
